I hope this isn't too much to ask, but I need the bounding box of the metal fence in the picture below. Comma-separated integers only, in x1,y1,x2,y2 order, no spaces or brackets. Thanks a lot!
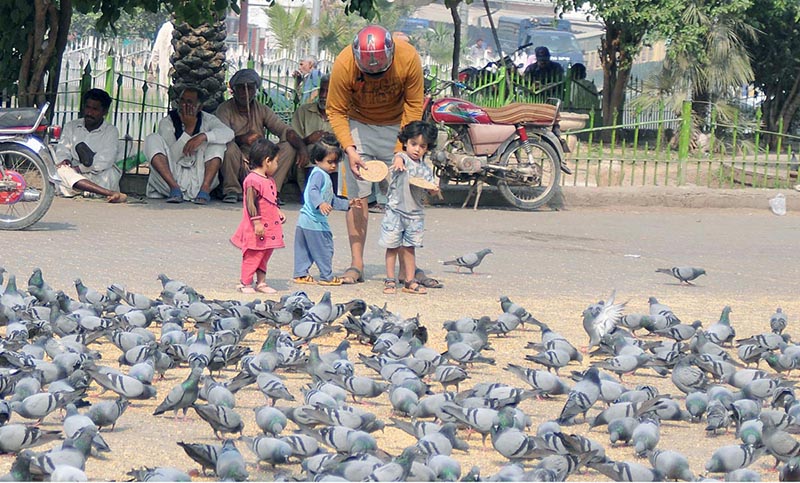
5,35,798,191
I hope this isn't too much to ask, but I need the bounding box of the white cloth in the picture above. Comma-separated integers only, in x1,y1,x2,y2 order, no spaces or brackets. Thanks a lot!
54,119,121,195
144,111,234,200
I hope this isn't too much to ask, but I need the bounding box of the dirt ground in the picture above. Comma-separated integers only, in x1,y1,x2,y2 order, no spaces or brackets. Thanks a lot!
1,281,796,482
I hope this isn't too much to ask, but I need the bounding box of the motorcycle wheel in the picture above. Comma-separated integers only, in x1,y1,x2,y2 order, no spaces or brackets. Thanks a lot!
496,138,560,211
0,146,55,230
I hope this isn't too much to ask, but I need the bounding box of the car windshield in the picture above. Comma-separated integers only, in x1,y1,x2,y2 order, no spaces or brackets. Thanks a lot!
524,31,581,53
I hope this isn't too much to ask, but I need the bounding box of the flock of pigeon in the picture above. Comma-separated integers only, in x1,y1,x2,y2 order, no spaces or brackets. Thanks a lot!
0,262,798,482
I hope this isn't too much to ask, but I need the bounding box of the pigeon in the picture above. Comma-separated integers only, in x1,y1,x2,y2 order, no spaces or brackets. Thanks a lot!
177,441,221,476
590,460,665,482
215,439,248,482
648,297,681,326
254,405,288,436
779,456,800,482
632,417,660,457
504,364,571,396
442,248,492,274
655,266,706,285
365,446,418,481
706,305,736,347
771,308,788,335
705,443,764,473
582,291,625,352
427,453,461,481
244,435,294,466
85,396,129,431
153,366,203,419
192,404,244,439
557,366,601,425
0,424,61,453
649,449,695,481
49,465,89,482
127,467,191,482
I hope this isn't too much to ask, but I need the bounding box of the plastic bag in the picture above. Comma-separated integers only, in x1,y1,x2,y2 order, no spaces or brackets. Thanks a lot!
769,193,786,216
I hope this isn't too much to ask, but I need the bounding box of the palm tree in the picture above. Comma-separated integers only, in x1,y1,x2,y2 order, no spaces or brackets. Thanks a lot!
170,17,229,112
266,3,312,56
317,3,364,56
637,0,754,122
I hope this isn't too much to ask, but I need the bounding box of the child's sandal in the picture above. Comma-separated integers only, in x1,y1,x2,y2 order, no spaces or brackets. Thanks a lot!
236,284,256,294
383,278,397,295
402,279,427,295
293,275,316,285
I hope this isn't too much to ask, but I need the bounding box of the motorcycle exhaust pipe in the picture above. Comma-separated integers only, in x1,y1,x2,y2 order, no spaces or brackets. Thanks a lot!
21,189,41,202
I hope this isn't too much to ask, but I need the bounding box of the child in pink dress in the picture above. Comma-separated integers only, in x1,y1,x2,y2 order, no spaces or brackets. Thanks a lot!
230,138,286,294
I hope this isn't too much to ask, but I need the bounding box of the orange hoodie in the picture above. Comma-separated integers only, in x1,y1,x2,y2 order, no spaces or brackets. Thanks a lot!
327,37,424,151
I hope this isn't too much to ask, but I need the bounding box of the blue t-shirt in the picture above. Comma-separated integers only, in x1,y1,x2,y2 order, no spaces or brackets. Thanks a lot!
298,166,350,231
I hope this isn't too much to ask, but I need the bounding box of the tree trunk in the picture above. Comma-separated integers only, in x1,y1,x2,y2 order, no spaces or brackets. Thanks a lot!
599,23,640,142
449,5,462,83
17,0,72,108
170,18,228,112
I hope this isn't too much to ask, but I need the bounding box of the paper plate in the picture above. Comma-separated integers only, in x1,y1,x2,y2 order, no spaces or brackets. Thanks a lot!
409,176,439,190
360,160,389,182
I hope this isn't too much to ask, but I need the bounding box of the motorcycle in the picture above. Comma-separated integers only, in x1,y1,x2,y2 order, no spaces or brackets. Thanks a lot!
0,102,61,230
423,74,570,211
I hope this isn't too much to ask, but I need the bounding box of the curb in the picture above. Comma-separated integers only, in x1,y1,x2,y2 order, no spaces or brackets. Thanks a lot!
430,184,800,211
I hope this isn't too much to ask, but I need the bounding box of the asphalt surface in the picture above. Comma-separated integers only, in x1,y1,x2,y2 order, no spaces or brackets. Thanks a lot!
3,188,798,304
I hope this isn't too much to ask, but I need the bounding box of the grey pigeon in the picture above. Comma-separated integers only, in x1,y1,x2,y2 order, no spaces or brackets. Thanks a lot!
656,266,706,284
0,424,60,453
779,456,800,481
525,348,571,374
86,396,129,431
632,417,660,457
725,468,761,481
127,467,190,481
365,446,418,481
590,460,664,482
254,405,288,436
244,435,293,466
10,392,64,423
192,404,244,439
442,248,492,274
706,305,736,347
427,453,461,481
443,341,495,365
582,291,625,352
49,465,88,482
504,364,570,397
177,441,221,476
648,297,681,326
706,399,732,434
215,439,248,482
608,416,639,445
153,366,202,419
705,443,764,473
557,366,601,425
649,449,695,481
771,308,788,334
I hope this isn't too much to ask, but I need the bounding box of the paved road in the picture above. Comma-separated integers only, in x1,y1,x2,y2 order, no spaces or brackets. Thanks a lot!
3,195,798,305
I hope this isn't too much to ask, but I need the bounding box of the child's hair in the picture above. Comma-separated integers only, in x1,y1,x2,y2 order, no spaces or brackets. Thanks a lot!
398,120,438,150
309,132,343,164
249,138,280,169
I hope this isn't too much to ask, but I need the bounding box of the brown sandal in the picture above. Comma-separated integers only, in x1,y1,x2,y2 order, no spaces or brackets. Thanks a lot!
402,279,427,295
341,267,364,284
383,278,397,294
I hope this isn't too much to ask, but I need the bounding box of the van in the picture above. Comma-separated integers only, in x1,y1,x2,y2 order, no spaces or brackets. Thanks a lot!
497,16,584,68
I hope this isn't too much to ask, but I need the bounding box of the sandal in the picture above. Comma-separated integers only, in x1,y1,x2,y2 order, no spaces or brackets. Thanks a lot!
293,275,316,285
318,277,343,287
383,278,397,295
236,284,256,294
402,279,427,295
193,190,211,205
166,187,183,203
255,283,277,294
415,269,443,289
341,267,364,285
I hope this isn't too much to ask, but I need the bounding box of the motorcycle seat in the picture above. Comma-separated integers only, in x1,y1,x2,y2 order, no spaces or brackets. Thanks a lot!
0,108,44,129
483,103,557,127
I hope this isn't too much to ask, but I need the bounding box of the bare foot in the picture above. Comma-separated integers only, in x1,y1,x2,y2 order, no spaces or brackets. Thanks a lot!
107,192,127,203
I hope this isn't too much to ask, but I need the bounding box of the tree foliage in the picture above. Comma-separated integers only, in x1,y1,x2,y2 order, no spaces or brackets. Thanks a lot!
555,0,682,129
70,6,170,40
744,0,800,135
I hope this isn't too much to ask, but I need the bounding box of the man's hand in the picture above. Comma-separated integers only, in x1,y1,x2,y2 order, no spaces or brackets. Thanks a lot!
306,130,327,144
318,202,333,216
295,144,309,167
346,146,365,179
183,133,207,156
179,102,198,120
237,132,262,147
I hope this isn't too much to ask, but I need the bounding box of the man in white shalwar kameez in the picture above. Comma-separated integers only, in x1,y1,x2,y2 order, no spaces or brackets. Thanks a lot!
145,86,234,204
55,88,127,203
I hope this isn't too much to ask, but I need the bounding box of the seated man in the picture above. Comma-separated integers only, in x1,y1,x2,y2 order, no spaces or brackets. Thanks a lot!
216,68,308,204
524,46,565,84
291,74,332,194
55,88,127,203
144,85,234,204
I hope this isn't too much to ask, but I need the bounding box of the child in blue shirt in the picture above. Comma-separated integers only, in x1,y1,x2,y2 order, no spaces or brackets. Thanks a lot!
293,134,360,286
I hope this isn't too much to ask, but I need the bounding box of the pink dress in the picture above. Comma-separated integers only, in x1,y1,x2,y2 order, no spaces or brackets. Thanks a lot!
230,172,285,252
